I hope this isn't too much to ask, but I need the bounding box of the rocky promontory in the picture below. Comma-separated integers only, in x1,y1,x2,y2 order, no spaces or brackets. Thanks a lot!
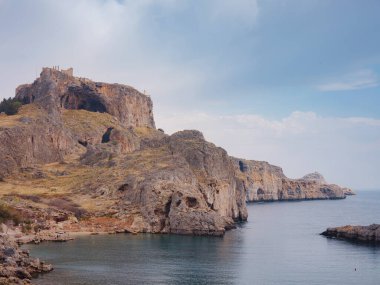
321,224,380,243
233,159,354,202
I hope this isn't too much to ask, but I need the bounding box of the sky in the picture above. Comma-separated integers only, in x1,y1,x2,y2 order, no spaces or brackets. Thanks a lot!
0,0,379,189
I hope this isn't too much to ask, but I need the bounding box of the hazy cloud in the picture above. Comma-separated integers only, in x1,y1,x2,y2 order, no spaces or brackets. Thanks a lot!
317,69,379,91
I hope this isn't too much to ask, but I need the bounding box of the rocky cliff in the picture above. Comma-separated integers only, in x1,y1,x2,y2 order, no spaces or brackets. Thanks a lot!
0,67,353,239
0,67,155,177
233,159,353,201
16,68,155,128
0,67,246,237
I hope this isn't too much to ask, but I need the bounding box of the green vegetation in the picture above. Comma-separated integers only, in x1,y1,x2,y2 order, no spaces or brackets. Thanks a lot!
0,97,23,115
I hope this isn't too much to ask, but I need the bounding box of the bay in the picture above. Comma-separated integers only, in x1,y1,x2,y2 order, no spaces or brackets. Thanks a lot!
27,191,380,285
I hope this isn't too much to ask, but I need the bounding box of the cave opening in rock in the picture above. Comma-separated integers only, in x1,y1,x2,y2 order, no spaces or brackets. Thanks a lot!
102,127,114,143
62,90,107,113
257,188,265,195
77,97,107,113
185,197,198,208
78,140,88,147
239,160,248,172
257,188,265,201
117,183,129,192
165,197,172,214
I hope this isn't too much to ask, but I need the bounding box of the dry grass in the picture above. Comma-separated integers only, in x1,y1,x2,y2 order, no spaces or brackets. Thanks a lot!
0,104,44,127
0,158,124,213
62,109,119,134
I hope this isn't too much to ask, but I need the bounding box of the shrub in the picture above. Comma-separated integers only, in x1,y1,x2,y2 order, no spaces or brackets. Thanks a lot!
0,97,23,115
16,194,41,203
21,220,33,233
0,203,23,225
47,197,87,219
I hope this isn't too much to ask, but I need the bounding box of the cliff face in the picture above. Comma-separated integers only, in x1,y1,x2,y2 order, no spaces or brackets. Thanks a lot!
78,129,247,236
0,68,155,177
0,68,246,237
0,104,75,177
233,159,353,201
15,68,155,128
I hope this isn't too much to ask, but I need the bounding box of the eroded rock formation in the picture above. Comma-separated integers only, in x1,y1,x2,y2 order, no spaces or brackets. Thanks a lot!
233,159,353,201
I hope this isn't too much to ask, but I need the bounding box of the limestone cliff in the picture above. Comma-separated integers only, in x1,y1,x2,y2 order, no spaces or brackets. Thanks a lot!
233,158,353,201
0,67,246,237
0,67,155,177
16,68,155,128
0,67,352,238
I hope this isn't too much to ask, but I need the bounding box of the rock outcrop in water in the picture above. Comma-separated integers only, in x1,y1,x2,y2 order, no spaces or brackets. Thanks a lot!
321,224,380,243
233,159,354,201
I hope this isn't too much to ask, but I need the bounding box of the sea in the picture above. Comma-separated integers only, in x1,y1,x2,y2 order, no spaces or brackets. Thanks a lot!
26,190,380,285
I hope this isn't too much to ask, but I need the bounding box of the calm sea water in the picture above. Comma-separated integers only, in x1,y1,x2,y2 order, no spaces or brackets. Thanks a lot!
26,191,380,285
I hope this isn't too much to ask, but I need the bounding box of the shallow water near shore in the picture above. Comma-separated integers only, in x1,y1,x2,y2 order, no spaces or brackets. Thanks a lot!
26,191,380,285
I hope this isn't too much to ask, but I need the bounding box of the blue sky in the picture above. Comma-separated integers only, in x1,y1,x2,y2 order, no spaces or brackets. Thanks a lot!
0,0,379,189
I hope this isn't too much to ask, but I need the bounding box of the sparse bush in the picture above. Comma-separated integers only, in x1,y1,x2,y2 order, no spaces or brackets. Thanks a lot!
47,197,87,219
21,220,33,233
0,203,23,225
16,194,42,203
0,97,23,115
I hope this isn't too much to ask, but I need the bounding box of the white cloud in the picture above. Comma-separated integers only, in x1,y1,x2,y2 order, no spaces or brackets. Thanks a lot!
156,111,380,189
317,69,379,91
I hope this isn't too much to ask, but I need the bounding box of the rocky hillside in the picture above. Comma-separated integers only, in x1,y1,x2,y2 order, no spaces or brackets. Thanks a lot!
0,67,247,237
233,159,354,201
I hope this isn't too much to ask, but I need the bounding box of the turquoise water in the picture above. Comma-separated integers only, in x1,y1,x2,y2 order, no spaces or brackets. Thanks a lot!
27,191,380,285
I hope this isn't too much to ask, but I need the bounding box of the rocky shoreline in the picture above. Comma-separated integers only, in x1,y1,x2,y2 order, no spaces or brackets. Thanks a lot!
321,224,380,244
0,235,52,285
